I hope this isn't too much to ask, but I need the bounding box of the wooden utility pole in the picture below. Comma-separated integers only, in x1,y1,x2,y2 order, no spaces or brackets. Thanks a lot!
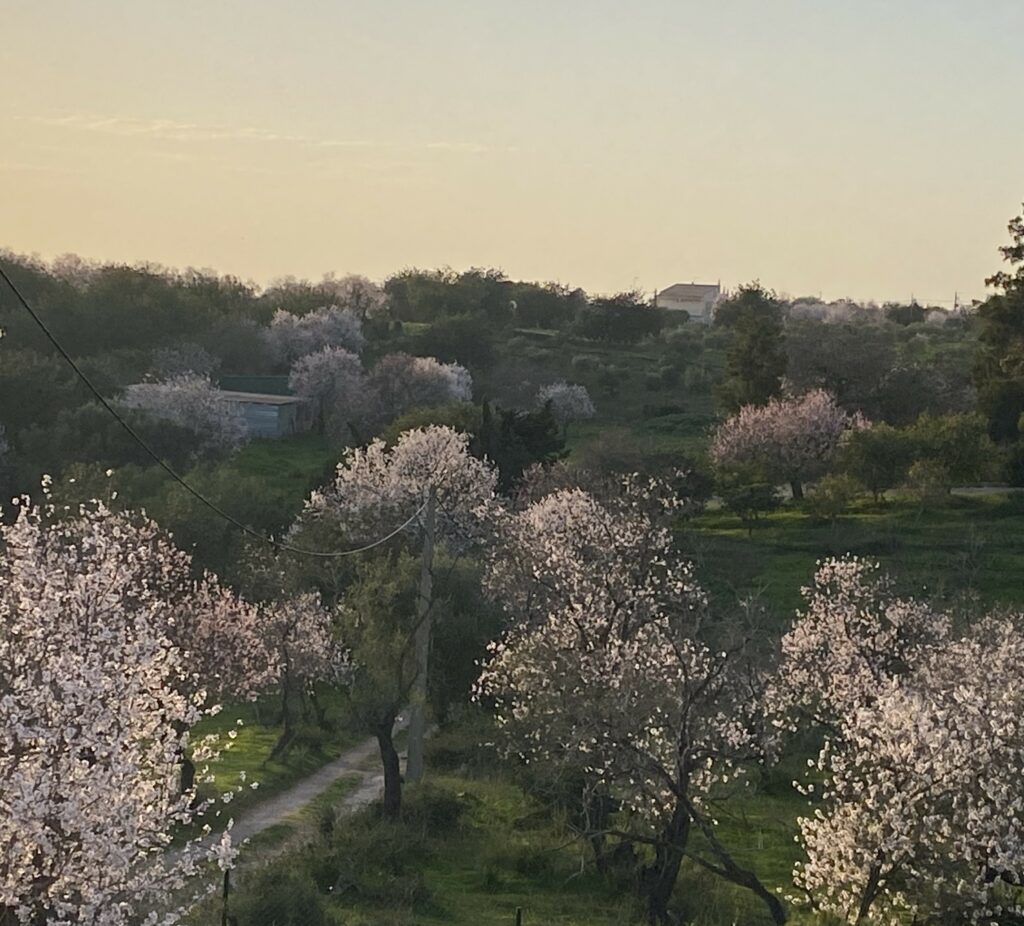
406,485,436,784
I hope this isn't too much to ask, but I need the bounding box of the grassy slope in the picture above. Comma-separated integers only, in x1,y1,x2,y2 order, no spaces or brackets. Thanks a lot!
687,494,1024,621
387,777,641,926
226,430,339,502
253,774,647,926
493,328,725,461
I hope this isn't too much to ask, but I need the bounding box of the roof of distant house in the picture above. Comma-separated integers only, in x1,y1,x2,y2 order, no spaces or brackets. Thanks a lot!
657,283,721,301
217,390,309,405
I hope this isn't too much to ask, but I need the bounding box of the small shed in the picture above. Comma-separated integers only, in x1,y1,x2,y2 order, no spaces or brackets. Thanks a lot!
217,391,314,439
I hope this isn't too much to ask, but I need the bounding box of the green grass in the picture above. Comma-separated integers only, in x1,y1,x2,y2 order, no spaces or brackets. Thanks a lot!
406,777,642,926
687,493,1024,620
208,758,825,925
227,430,338,497
188,686,362,830
225,773,647,926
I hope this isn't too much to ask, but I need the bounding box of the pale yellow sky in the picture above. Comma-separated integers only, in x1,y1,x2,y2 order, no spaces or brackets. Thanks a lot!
3,1,1021,304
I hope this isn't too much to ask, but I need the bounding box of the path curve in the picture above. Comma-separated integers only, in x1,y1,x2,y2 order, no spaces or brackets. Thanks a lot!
231,715,407,847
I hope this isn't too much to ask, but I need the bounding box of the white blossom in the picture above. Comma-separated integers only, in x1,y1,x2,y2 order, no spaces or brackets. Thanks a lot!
536,381,596,427
776,558,1024,924
288,345,371,440
0,499,238,924
302,425,496,546
710,388,866,492
367,353,472,422
264,304,366,365
119,374,247,452
477,480,784,923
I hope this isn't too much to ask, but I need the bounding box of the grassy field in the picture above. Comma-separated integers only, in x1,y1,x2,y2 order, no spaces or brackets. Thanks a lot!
227,430,339,501
686,493,1024,621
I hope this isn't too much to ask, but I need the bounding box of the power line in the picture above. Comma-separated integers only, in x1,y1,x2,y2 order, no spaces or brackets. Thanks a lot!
0,262,424,559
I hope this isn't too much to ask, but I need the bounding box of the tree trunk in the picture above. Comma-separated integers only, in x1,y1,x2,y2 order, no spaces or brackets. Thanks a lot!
790,479,804,500
173,718,196,798
309,686,328,727
270,666,295,759
583,788,615,876
640,803,690,925
692,813,787,924
180,755,196,795
856,862,883,923
376,720,402,820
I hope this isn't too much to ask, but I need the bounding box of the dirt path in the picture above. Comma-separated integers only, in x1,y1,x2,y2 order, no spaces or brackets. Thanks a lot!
230,732,387,845
182,717,406,863
165,727,405,919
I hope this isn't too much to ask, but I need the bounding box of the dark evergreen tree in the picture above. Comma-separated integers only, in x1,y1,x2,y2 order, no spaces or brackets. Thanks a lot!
714,283,786,411
975,204,1024,441
474,402,565,493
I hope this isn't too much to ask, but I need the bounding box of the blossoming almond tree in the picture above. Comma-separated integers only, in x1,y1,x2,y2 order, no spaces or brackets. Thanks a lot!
777,558,1024,924
299,426,497,810
0,499,239,925
367,353,473,423
322,273,389,322
478,482,785,925
709,388,866,499
259,592,349,756
264,304,366,365
304,425,496,543
288,345,370,442
535,381,596,433
484,478,682,627
120,373,248,454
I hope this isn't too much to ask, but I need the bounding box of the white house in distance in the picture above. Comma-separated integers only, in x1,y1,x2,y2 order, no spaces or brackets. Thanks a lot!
654,282,721,323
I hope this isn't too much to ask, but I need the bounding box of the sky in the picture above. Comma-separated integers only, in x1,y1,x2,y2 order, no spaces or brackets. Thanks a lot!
2,0,1022,304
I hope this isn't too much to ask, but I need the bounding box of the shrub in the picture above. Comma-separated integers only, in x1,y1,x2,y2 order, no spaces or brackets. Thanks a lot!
1004,441,1024,487
596,365,621,397
658,364,682,388
805,473,863,523
716,466,781,534
905,459,952,506
840,423,914,501
908,412,996,485
664,327,705,361
380,402,481,446
231,867,328,926
683,365,712,393
401,784,466,836
414,313,496,369
312,818,430,905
